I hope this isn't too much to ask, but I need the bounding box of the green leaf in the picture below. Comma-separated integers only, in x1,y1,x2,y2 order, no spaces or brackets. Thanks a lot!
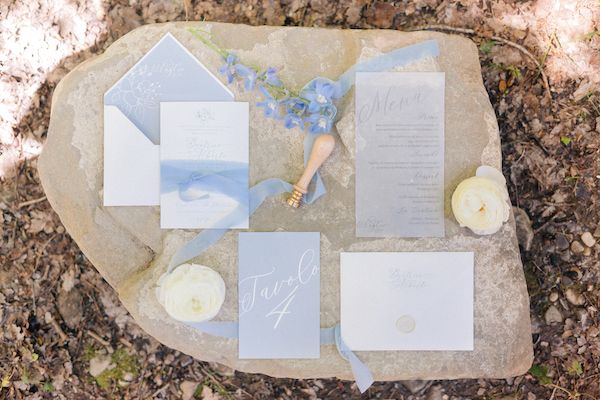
479,40,496,54
31,353,39,362
529,364,552,385
560,136,572,145
42,381,54,392
568,360,583,376
1,373,11,389
506,65,522,80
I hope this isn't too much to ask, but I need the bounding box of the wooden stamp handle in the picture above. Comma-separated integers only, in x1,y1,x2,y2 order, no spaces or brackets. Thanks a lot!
286,134,336,208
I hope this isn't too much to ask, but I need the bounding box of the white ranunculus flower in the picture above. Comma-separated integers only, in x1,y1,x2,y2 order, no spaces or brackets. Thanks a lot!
451,166,510,235
156,264,226,322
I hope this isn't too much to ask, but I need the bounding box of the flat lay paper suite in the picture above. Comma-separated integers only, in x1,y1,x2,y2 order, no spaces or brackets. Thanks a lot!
103,33,234,206
160,102,249,229
39,23,533,382
341,252,474,351
238,232,320,359
355,72,445,238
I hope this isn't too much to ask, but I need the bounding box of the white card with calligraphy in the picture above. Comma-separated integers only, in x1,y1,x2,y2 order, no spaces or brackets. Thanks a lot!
238,232,320,359
160,101,249,229
355,72,445,237
341,252,473,351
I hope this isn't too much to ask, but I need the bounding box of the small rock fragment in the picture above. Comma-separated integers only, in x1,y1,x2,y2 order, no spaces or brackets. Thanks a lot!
545,305,563,324
593,224,600,238
555,234,570,251
180,381,199,400
57,288,84,329
426,385,443,400
581,232,596,247
565,288,585,306
89,354,113,377
549,292,559,302
513,207,534,251
402,380,431,394
570,241,585,254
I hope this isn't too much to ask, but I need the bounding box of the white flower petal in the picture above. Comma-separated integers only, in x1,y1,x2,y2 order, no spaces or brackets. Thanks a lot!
476,165,506,187
452,166,510,236
156,264,226,322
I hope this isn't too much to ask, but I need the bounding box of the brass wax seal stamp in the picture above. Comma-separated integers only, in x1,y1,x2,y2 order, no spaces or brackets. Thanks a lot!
287,134,336,208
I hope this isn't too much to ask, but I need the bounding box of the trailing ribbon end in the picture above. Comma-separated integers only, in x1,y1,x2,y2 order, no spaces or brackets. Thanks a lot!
331,325,374,394
286,134,335,208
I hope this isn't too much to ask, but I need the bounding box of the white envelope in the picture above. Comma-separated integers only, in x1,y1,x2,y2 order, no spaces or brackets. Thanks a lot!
103,33,233,206
340,252,474,351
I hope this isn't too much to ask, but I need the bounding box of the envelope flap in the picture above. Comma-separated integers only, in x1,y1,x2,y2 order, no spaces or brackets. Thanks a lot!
104,32,234,145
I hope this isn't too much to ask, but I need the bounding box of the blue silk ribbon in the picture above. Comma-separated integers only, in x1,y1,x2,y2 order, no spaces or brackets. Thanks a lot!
168,39,441,393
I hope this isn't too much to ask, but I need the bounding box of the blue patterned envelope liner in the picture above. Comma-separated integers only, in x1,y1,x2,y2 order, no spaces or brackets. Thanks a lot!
238,232,321,359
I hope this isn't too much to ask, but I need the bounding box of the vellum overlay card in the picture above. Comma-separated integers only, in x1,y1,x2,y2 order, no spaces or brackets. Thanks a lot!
355,72,445,237
160,102,249,229
238,233,320,359
341,252,474,351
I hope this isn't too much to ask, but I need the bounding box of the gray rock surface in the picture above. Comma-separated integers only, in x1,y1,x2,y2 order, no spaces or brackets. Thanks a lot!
38,22,533,381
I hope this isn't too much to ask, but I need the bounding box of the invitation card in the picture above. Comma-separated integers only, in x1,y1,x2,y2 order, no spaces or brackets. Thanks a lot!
160,102,249,229
238,232,320,359
103,33,233,206
340,252,473,351
355,72,445,237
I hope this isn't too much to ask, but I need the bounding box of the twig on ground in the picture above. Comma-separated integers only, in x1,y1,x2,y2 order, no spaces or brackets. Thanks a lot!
200,366,255,400
17,195,47,208
87,330,113,353
150,383,169,398
408,24,552,99
119,337,133,348
49,314,69,342
36,233,57,276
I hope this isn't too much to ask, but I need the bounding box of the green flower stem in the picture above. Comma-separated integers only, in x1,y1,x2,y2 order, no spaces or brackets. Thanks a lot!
187,27,310,104
187,28,228,59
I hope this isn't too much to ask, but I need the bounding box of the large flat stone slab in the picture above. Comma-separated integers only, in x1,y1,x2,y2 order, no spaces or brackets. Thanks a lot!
38,22,533,381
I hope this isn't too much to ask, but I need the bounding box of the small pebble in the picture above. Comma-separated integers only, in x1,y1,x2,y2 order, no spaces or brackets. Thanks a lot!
571,240,585,254
164,353,175,365
545,305,564,324
555,234,570,250
584,247,592,256
581,232,596,247
426,385,443,400
566,288,585,306
593,224,600,238
549,292,559,302
562,330,572,338
565,318,575,328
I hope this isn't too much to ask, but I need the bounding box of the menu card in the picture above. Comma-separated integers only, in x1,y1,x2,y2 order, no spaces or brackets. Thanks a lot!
238,232,320,359
355,72,445,237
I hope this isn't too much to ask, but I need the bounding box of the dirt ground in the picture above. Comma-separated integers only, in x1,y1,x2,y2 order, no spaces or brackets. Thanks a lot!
1,0,600,399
